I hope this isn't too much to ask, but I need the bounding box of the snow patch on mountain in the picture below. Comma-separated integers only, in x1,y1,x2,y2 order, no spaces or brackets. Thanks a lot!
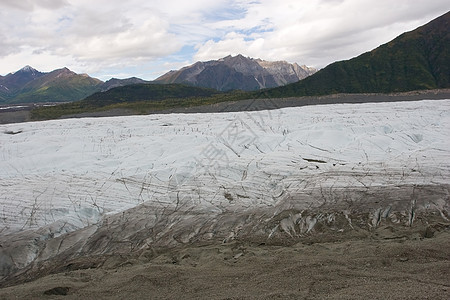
15,65,38,74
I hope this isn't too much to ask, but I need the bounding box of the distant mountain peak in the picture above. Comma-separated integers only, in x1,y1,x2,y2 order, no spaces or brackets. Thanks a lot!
220,54,246,61
20,65,35,71
52,67,77,78
58,67,74,73
15,65,39,75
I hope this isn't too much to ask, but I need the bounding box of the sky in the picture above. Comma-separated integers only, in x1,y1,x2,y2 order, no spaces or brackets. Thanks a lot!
0,0,448,81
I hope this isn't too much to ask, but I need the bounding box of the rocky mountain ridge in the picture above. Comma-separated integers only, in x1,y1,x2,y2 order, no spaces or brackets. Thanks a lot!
155,54,317,91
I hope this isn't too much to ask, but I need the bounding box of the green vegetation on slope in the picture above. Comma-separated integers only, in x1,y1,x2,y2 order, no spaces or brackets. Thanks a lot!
12,82,101,104
8,70,103,104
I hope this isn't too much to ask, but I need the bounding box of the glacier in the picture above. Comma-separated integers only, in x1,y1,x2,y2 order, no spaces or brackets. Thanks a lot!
0,99,449,279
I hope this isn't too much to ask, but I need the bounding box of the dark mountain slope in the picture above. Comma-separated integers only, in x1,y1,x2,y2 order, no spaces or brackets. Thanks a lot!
98,77,152,92
262,11,450,98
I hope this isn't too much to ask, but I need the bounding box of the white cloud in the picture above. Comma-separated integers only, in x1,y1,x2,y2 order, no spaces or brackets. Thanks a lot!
0,0,448,79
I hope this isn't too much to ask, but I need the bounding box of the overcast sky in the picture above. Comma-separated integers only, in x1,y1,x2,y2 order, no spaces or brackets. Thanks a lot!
0,0,448,80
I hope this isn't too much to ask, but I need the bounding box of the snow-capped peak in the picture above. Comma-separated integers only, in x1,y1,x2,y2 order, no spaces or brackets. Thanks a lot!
16,65,39,74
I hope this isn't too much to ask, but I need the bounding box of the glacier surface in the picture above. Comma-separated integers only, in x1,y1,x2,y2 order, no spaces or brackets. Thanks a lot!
0,99,449,278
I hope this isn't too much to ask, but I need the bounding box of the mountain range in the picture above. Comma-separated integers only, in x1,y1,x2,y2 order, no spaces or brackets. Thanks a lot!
0,56,316,104
154,55,316,91
0,67,154,104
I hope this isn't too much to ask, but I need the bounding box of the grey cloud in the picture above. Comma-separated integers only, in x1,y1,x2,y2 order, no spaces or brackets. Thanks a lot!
65,7,133,37
0,35,20,57
0,0,69,11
